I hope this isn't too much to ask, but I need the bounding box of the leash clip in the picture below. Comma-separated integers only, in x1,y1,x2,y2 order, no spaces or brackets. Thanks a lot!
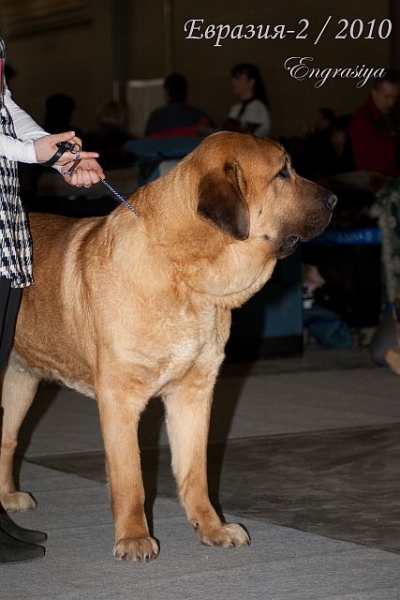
64,156,81,177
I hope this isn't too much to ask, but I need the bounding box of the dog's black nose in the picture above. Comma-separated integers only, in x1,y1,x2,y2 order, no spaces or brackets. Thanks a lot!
323,193,337,210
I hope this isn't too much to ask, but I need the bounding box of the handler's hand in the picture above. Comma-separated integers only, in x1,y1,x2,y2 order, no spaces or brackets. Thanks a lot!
34,131,100,165
61,158,105,187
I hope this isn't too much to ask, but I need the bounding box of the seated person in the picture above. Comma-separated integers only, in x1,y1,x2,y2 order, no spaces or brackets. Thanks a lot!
83,99,133,168
224,63,271,137
314,115,355,181
29,93,82,196
349,70,400,178
299,108,336,179
144,73,213,138
349,71,400,366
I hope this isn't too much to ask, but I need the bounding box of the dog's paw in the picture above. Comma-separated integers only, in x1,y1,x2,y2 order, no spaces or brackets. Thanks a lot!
197,522,251,548
114,536,159,562
0,491,37,512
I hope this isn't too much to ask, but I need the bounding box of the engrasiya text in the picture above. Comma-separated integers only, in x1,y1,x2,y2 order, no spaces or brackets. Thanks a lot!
284,57,385,88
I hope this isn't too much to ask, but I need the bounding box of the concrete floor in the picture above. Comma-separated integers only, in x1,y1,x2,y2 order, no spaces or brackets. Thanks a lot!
23,346,400,554
3,344,400,599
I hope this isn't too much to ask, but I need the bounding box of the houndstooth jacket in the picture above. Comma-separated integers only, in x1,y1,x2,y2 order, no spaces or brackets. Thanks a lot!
0,34,47,288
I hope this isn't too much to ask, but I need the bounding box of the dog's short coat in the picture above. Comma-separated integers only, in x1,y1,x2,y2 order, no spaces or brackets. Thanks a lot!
0,132,336,561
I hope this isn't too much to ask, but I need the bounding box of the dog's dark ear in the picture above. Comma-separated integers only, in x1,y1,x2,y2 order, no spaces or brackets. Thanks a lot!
198,162,250,240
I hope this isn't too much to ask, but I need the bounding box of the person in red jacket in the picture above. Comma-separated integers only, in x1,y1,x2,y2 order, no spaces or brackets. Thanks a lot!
350,70,400,178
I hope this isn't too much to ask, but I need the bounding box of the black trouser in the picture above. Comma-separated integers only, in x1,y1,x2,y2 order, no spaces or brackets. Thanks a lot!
0,279,22,374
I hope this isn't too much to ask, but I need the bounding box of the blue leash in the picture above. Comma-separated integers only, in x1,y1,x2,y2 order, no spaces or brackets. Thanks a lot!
100,179,137,215
63,154,137,215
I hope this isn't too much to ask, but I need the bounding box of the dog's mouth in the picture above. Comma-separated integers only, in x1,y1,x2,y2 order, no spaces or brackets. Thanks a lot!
278,234,300,256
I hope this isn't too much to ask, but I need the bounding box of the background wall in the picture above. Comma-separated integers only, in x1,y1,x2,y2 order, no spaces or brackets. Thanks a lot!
1,0,114,131
0,0,394,139
169,0,392,137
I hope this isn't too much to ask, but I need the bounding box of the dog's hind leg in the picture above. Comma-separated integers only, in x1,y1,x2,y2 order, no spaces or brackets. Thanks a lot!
0,360,40,512
164,371,251,549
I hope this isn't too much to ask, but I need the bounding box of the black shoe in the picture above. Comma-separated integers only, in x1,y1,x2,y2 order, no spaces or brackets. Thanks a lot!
0,506,47,545
0,526,45,563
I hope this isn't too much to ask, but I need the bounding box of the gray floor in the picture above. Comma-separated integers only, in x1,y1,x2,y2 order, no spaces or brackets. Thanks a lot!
2,345,400,599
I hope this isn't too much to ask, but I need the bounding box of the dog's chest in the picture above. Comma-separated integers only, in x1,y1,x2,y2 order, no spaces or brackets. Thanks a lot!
170,336,199,361
151,309,216,390
156,337,197,381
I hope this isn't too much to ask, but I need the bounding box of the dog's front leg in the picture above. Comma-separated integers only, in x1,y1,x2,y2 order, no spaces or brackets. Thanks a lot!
97,385,159,562
163,372,250,549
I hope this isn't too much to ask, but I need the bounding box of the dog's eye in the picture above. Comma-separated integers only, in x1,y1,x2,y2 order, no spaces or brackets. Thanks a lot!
278,164,290,179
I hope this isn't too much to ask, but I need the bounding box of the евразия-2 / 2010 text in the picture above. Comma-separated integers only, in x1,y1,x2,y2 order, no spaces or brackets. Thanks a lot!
183,18,392,47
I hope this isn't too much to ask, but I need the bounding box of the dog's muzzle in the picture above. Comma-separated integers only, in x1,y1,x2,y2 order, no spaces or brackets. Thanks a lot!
278,192,337,257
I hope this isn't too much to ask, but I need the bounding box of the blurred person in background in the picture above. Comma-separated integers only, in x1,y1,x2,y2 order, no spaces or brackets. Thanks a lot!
224,63,271,137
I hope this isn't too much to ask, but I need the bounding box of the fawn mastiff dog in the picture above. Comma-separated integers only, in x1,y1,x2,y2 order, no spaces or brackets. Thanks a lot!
0,132,336,561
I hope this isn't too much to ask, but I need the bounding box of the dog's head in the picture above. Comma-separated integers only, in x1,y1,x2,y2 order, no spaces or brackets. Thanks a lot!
140,131,336,306
195,132,336,258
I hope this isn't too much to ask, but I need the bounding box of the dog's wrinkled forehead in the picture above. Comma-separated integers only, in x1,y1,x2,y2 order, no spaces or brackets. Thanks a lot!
255,143,289,179
196,132,286,173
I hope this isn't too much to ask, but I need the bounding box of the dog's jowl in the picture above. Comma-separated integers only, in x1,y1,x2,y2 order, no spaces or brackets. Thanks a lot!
0,132,335,562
